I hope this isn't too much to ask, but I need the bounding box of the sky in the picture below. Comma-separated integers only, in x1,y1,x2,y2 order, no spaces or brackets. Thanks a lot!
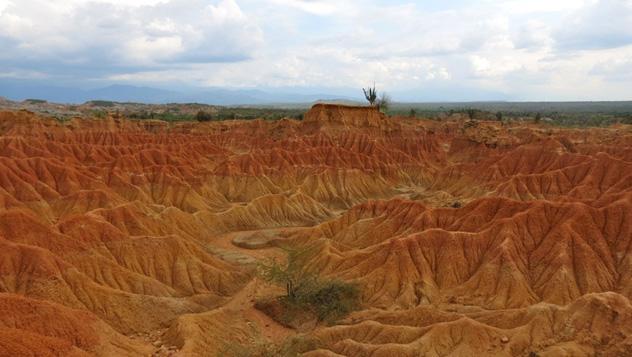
0,0,631,101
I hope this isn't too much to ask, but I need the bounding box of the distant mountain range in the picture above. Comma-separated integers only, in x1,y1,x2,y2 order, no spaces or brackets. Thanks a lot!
0,81,361,105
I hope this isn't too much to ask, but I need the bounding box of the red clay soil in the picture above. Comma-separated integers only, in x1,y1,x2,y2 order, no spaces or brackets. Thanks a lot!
0,105,631,356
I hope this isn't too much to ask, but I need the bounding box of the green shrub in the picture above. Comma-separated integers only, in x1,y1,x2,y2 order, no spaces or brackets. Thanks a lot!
293,279,360,322
258,247,361,325
195,110,214,122
377,93,391,113
534,112,542,123
91,110,107,119
258,247,315,299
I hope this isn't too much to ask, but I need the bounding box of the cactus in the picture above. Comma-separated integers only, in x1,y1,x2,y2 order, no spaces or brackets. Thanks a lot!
362,84,378,106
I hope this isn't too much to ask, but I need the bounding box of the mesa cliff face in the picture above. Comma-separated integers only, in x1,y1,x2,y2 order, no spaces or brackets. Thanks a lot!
0,106,631,356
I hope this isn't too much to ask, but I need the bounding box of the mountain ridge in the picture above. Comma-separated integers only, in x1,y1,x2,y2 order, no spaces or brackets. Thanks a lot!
0,82,359,105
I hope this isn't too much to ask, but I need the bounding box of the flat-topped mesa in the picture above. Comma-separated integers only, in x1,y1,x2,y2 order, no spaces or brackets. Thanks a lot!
303,103,387,127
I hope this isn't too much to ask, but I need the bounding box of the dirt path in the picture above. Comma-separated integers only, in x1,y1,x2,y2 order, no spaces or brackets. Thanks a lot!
131,230,297,356
211,229,297,344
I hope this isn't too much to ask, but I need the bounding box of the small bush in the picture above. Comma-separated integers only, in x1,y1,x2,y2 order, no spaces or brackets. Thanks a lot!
294,279,360,322
377,92,391,113
534,112,542,123
91,110,107,119
196,110,214,122
258,247,361,326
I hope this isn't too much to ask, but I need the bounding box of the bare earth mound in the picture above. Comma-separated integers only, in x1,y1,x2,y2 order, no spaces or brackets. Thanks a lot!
0,105,631,356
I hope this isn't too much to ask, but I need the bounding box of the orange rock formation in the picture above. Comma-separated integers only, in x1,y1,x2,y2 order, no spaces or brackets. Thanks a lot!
0,105,630,356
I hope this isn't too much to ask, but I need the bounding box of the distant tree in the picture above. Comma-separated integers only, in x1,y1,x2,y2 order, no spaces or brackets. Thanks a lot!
377,92,391,113
195,110,213,122
259,248,312,298
534,112,542,124
466,108,476,120
89,100,116,108
24,99,47,104
409,108,417,117
496,112,503,121
362,84,378,106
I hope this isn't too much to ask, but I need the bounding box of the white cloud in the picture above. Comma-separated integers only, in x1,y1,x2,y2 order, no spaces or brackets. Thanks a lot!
499,0,591,14
555,0,632,50
591,58,632,80
513,20,553,50
0,0,262,68
0,0,9,14
0,0,631,100
269,0,338,15
0,69,48,79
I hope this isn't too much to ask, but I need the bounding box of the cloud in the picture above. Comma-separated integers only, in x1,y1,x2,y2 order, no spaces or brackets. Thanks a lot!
0,0,262,75
513,20,553,50
0,0,631,101
0,0,9,14
555,0,632,50
591,56,632,80
268,0,338,15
